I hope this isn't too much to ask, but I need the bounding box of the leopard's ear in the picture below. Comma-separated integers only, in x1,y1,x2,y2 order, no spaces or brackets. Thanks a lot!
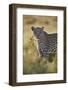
31,26,35,30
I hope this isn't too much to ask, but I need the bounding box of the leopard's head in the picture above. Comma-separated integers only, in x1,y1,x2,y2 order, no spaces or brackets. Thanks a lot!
31,26,45,39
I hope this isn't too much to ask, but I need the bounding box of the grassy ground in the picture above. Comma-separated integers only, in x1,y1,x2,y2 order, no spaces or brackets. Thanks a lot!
23,15,57,74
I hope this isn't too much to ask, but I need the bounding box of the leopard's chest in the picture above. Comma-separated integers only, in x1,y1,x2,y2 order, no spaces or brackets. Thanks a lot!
33,36,40,56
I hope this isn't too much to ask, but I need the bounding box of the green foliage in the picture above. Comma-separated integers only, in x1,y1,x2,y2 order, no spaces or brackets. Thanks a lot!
48,53,55,62
23,58,48,74
23,37,57,74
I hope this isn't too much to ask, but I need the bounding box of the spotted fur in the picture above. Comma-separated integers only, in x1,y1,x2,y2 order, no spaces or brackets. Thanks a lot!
31,26,57,60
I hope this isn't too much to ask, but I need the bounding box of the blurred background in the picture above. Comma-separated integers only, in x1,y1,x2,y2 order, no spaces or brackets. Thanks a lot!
23,15,57,74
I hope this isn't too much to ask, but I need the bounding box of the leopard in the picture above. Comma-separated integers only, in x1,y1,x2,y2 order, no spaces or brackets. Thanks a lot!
31,26,57,62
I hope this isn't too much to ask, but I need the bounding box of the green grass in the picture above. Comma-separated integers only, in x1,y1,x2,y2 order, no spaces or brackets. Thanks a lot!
23,55,57,74
23,37,57,75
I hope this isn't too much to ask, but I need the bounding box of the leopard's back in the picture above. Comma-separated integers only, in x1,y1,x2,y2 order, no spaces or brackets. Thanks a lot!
47,33,57,54
38,32,57,58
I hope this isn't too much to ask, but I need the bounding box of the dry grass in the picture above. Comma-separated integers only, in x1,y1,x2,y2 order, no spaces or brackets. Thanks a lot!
23,15,57,74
